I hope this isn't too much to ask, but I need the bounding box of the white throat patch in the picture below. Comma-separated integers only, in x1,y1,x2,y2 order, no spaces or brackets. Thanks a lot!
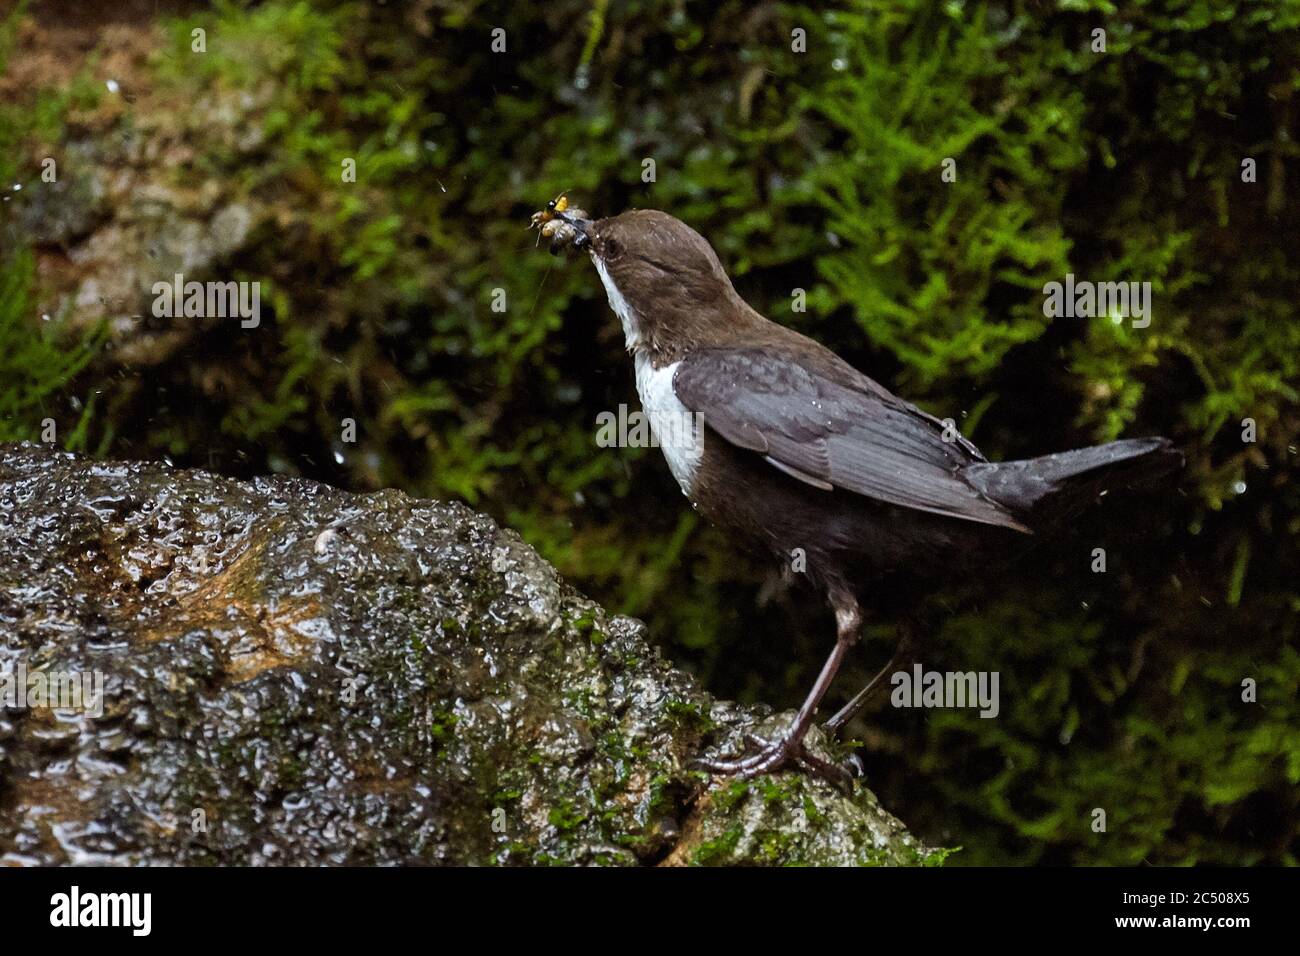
593,256,642,351
592,255,702,494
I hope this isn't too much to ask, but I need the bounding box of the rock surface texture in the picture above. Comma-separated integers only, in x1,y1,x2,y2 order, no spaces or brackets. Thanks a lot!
0,444,934,866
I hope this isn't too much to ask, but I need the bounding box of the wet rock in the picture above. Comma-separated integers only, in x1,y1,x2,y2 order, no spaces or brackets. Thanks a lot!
13,151,108,248
209,204,255,257
0,443,934,866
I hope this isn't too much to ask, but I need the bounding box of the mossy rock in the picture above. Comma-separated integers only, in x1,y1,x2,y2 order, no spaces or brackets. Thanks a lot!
0,443,937,866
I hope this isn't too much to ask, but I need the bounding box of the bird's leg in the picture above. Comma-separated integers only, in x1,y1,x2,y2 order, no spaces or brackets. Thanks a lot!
698,600,861,787
823,624,914,736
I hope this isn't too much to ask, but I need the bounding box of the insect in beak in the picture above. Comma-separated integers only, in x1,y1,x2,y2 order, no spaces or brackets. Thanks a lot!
530,192,571,229
529,193,592,255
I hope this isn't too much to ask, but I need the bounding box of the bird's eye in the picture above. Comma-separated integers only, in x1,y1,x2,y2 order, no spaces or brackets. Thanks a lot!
603,238,622,260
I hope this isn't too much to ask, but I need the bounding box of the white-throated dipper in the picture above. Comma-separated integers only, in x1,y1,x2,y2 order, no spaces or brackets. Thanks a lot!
534,198,1181,786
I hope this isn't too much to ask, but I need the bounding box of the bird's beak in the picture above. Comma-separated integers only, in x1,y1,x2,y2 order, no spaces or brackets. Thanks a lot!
556,211,594,250
539,211,594,257
530,196,595,256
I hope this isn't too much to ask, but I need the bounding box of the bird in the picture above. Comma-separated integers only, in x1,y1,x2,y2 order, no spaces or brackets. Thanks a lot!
534,200,1182,786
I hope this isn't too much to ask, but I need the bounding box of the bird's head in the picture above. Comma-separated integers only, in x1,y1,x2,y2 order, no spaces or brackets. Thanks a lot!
533,201,757,356
585,209,731,298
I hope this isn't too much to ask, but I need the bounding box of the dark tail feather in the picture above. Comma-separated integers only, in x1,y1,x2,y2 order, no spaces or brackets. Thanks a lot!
964,437,1183,524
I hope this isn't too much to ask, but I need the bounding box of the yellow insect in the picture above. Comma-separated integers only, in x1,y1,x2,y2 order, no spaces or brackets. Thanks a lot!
529,193,570,230
530,193,589,251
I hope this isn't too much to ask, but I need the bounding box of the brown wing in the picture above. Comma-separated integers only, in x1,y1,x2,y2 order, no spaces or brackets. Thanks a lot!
672,347,1029,531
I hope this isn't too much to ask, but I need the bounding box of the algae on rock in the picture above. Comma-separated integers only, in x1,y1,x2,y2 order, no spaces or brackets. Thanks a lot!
0,443,933,866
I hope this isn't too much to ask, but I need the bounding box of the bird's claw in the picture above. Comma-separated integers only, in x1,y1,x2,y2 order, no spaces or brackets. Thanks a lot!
695,731,855,792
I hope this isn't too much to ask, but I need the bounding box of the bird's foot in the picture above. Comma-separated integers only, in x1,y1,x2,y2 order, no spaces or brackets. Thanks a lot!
696,732,855,792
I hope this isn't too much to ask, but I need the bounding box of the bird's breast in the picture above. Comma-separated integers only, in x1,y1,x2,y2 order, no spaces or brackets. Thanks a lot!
633,353,703,498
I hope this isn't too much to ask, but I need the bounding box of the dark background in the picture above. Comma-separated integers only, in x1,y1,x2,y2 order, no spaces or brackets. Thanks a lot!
1,0,1297,864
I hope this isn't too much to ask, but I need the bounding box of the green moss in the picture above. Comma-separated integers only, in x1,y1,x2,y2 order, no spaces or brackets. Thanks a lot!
571,612,605,646
0,7,105,445
0,248,103,445
6,0,1297,864
920,846,961,867
546,800,588,833
664,697,715,733
802,795,825,826
713,779,754,814
691,826,744,867
429,711,459,743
